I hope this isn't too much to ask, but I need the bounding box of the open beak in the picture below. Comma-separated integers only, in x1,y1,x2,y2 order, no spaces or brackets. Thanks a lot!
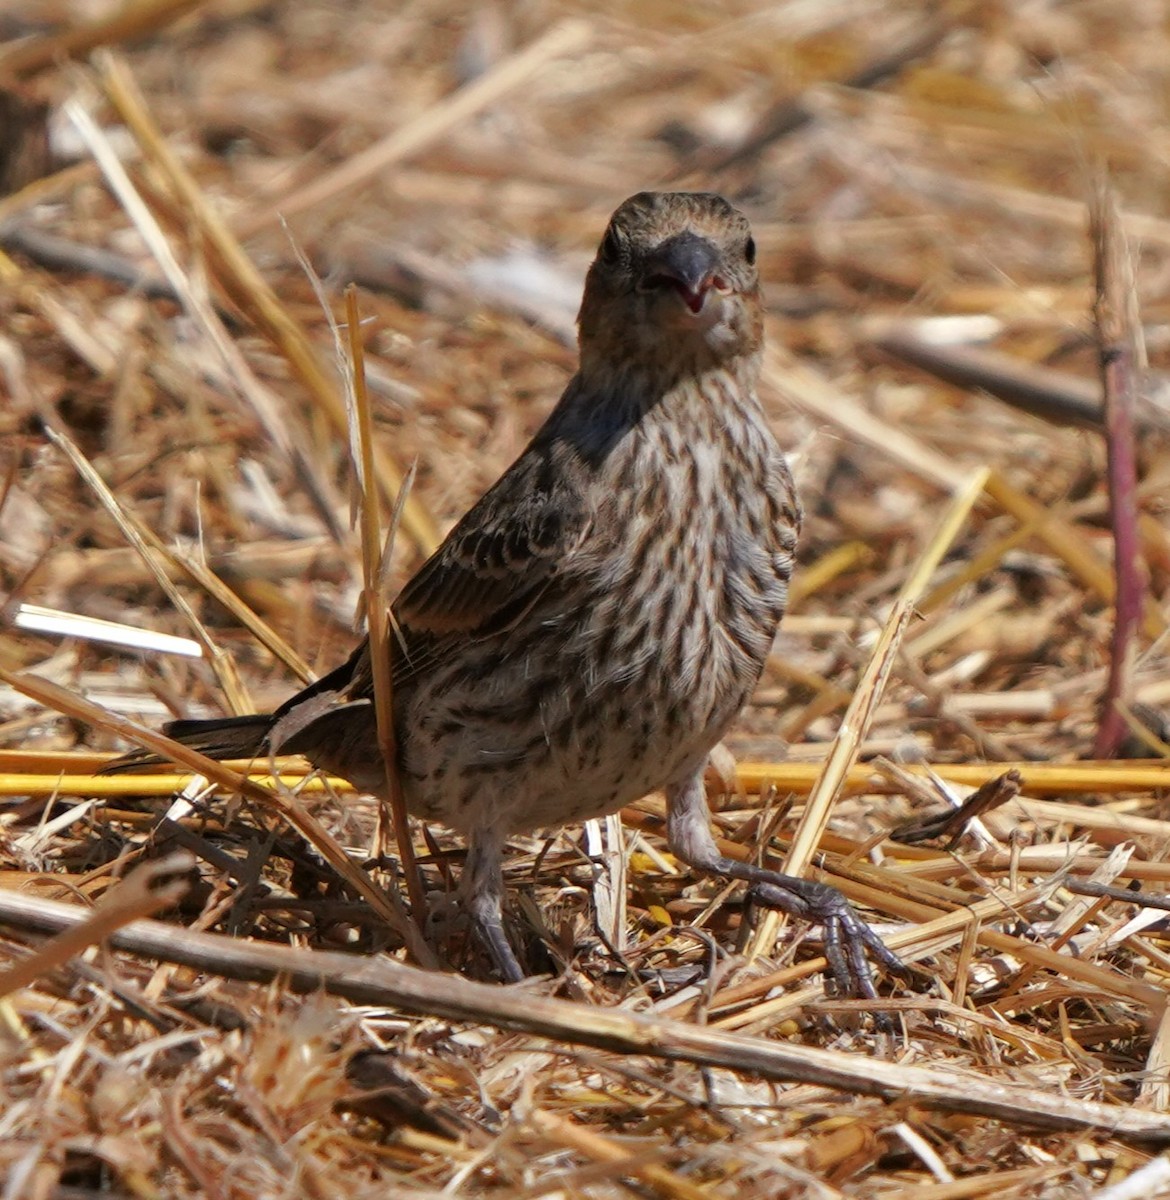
640,231,723,314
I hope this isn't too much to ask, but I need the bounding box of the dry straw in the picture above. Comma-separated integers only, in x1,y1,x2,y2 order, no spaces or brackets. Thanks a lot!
4,2,1170,1195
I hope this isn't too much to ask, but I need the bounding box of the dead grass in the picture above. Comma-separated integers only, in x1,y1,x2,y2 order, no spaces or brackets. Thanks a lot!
4,1,1170,1195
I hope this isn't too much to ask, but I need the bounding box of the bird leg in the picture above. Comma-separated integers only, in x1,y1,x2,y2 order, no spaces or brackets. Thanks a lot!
460,828,524,983
665,772,902,1000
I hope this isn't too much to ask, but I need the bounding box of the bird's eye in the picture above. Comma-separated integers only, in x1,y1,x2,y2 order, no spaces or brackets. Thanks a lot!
744,236,757,266
599,226,622,265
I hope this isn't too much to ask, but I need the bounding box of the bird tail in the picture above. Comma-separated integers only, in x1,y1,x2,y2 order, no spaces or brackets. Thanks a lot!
101,714,276,774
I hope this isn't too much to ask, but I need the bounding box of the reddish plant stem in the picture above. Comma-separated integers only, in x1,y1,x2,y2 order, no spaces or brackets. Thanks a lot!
1091,179,1144,759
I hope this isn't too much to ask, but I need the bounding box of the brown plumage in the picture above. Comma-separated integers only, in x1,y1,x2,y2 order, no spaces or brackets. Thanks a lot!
110,191,898,994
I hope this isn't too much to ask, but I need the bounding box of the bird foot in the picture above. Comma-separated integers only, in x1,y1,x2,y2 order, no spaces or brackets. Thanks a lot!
666,773,902,1009
424,893,526,983
747,875,905,1003
471,913,525,983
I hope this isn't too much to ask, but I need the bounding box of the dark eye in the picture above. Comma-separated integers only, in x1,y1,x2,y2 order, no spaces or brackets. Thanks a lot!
599,225,622,265
744,236,757,266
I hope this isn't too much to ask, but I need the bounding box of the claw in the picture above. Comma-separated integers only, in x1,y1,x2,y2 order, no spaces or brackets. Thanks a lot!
747,877,903,1001
666,771,902,1009
473,913,525,983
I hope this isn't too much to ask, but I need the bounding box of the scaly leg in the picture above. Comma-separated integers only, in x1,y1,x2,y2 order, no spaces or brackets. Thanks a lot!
461,826,524,983
665,771,901,999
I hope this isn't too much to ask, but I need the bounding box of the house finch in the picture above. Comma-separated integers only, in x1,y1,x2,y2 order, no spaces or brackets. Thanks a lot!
110,191,898,996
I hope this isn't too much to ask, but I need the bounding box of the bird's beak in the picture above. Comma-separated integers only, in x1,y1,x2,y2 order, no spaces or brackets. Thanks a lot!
640,232,723,314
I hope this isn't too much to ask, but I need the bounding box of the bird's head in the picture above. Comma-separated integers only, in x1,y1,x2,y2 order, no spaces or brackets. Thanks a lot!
577,191,762,380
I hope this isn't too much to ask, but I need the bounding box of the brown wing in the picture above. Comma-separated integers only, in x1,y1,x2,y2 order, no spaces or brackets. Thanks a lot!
392,447,592,641
288,445,592,705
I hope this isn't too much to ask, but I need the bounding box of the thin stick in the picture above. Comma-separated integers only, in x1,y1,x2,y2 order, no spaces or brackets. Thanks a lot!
345,284,426,919
1090,177,1145,757
0,888,1167,1139
737,760,1170,798
0,772,340,798
11,753,1170,802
